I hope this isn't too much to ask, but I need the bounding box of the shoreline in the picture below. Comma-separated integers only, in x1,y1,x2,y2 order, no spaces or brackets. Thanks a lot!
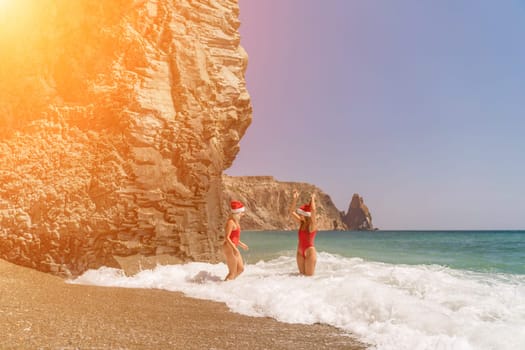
0,259,368,349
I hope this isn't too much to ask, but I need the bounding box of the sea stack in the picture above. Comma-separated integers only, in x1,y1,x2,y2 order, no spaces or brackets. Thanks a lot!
342,194,373,230
0,0,252,276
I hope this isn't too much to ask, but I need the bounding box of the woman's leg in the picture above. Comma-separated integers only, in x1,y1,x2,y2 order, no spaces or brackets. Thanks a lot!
222,244,238,280
304,247,317,276
296,250,306,275
235,255,245,277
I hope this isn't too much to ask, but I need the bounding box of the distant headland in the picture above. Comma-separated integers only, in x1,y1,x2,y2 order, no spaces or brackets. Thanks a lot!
222,175,374,231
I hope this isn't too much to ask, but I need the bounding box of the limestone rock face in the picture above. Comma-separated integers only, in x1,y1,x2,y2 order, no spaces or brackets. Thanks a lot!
342,194,373,230
0,0,251,276
222,175,346,231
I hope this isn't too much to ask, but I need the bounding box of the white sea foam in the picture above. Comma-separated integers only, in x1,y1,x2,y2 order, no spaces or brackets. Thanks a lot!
70,253,525,350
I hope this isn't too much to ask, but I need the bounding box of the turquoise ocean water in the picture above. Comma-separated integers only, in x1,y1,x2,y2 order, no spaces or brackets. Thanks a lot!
74,230,525,349
242,230,525,275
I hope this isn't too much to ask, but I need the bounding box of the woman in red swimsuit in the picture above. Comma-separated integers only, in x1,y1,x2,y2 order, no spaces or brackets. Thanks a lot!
289,190,317,276
223,200,249,280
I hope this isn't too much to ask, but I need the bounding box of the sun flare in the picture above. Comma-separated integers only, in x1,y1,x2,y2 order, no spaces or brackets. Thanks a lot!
0,0,36,38
0,0,11,9
0,0,17,22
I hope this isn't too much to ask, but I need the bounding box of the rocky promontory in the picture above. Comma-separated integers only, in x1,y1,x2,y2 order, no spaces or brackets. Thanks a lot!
223,175,375,231
222,175,346,230
0,0,251,276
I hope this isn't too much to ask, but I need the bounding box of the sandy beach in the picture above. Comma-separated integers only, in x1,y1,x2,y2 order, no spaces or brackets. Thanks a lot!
0,259,367,349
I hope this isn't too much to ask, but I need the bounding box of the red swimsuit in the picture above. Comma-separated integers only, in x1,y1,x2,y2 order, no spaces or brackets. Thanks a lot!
229,227,241,246
298,229,317,258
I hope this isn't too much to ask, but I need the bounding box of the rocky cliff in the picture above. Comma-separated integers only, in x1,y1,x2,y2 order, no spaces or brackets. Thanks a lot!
342,194,373,230
0,0,251,276
222,175,346,230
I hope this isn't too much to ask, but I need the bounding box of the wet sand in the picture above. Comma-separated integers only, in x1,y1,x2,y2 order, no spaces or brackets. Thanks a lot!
0,259,368,349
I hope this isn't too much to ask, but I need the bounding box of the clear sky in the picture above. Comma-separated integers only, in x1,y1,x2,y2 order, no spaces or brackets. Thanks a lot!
227,0,525,230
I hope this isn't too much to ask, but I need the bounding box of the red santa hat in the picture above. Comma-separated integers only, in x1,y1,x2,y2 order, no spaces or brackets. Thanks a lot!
296,204,311,217
230,200,245,213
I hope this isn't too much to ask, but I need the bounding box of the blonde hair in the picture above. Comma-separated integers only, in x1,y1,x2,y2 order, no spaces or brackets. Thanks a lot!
299,215,312,232
231,212,242,225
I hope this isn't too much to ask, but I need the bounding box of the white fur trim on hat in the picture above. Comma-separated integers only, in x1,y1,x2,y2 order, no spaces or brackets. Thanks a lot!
231,207,245,213
296,208,311,217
